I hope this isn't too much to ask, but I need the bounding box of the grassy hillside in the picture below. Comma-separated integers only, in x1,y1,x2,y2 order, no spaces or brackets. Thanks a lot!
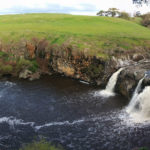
0,13,150,57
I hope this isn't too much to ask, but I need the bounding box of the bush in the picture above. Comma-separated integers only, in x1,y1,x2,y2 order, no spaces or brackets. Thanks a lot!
20,140,63,150
0,51,8,57
16,58,39,73
18,59,31,66
3,65,13,73
28,60,39,73
0,51,10,61
141,13,150,27
139,147,148,150
119,12,131,20
16,59,31,72
0,63,13,74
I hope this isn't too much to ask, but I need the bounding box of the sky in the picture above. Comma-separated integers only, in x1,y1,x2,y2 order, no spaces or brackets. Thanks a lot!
0,0,150,16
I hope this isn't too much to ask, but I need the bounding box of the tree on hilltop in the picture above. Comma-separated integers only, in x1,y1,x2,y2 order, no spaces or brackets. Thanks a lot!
133,0,149,4
97,8,120,17
107,8,119,17
97,10,106,16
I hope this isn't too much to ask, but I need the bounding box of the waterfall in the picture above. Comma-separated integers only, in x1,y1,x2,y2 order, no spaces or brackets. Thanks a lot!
97,68,124,97
126,76,150,122
126,77,145,113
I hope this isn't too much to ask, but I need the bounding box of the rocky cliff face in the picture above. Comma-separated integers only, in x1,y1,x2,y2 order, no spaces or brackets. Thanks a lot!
37,45,111,86
0,40,115,86
0,39,150,99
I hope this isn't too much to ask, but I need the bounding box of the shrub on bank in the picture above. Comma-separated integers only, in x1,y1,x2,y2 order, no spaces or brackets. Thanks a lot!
0,51,10,61
118,12,131,20
0,62,13,74
16,58,39,73
139,147,148,150
20,140,64,150
141,13,150,27
16,58,31,73
28,60,39,73
0,49,39,76
0,51,8,58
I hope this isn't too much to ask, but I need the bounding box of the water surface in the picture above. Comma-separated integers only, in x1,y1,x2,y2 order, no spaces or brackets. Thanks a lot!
0,76,149,150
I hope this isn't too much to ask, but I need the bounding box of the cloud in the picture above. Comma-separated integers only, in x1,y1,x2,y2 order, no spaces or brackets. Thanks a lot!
0,0,149,15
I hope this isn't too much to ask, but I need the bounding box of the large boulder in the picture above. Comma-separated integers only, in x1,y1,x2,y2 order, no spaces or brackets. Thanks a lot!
19,69,32,79
19,69,41,81
132,54,144,62
116,61,150,99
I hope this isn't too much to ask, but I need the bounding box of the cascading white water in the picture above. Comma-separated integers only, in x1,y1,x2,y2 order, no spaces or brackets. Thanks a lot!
127,86,150,122
97,68,124,97
126,76,150,122
126,77,145,113
105,68,124,92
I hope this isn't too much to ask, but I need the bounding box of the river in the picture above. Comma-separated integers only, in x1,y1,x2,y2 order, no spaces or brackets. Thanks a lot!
0,75,150,150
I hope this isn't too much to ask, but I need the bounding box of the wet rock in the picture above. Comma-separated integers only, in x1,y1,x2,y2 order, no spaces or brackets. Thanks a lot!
116,62,150,99
19,69,41,81
132,54,144,62
19,69,32,79
29,71,41,81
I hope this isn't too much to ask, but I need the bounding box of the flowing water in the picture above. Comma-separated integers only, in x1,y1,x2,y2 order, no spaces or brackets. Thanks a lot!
96,68,124,97
126,76,150,123
126,77,145,114
0,76,150,150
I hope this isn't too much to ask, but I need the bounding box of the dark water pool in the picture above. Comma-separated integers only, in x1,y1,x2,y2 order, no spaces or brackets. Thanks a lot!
0,76,149,150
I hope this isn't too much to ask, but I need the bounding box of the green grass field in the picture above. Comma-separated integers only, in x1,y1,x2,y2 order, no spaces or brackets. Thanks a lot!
0,13,150,57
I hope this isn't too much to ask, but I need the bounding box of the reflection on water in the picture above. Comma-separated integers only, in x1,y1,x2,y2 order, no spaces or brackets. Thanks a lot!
0,75,149,150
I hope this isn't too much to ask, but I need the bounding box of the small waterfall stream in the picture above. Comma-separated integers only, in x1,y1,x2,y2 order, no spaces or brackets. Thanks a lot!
126,76,150,122
97,68,124,97
126,76,145,113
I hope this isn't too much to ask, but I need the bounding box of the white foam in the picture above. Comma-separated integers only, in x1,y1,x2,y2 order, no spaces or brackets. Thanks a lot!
0,117,35,127
4,81,16,86
35,119,85,130
118,109,150,128
0,81,16,98
95,90,115,98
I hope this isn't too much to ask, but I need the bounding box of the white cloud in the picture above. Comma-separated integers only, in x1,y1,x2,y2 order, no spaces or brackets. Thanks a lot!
0,0,149,15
